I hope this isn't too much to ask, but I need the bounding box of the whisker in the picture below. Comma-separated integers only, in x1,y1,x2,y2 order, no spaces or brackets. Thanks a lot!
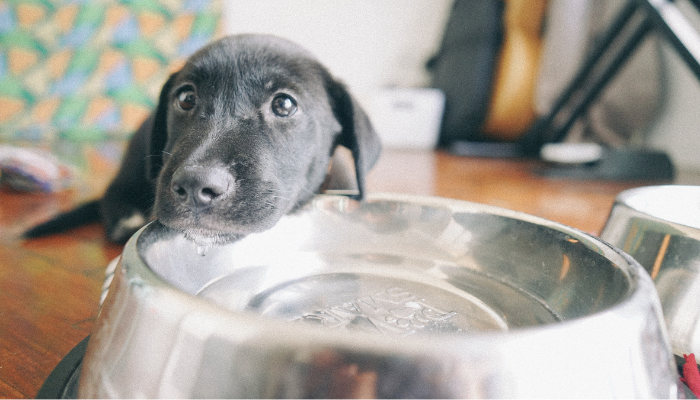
142,151,173,169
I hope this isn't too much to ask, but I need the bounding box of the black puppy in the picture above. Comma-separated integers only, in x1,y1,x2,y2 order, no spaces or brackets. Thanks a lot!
25,34,381,245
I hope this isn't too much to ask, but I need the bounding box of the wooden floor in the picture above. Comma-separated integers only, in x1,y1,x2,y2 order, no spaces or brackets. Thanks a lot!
0,147,684,398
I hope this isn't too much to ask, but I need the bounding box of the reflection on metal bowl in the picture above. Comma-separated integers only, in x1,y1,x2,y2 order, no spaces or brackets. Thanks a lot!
602,185,700,358
80,194,678,398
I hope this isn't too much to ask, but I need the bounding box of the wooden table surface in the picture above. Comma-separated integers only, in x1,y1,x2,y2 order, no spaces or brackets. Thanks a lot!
0,146,685,398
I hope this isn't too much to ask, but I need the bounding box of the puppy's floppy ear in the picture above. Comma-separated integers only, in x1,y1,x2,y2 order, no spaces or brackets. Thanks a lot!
327,80,382,200
146,72,178,181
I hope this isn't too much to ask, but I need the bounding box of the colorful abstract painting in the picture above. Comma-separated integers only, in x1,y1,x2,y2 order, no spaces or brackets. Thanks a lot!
0,0,221,141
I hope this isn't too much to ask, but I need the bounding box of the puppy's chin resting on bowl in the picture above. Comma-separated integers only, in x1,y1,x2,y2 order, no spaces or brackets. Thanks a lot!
23,34,381,245
181,228,246,247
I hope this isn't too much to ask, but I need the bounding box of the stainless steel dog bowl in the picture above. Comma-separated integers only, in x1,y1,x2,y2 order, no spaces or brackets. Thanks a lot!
80,194,678,398
601,185,700,358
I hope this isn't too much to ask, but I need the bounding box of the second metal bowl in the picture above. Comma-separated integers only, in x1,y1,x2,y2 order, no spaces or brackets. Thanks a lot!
601,184,700,358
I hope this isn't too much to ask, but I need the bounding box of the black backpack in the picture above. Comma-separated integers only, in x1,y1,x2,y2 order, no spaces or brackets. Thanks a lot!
427,0,504,147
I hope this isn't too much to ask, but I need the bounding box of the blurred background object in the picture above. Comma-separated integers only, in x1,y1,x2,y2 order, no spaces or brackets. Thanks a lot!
0,0,221,142
224,0,700,180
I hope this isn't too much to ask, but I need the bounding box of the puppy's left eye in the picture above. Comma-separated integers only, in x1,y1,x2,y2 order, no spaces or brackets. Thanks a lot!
271,94,297,117
176,90,197,111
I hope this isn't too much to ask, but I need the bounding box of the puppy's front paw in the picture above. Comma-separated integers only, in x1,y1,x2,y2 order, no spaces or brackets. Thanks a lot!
108,212,147,243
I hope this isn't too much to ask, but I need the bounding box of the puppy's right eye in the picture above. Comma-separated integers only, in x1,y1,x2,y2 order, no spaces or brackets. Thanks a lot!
271,94,298,117
176,90,196,111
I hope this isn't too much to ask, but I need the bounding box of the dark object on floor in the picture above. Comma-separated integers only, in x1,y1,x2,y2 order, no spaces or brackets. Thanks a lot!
536,148,674,181
36,336,88,399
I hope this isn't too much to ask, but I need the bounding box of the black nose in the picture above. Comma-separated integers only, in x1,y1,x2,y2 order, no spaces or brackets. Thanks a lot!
170,165,235,209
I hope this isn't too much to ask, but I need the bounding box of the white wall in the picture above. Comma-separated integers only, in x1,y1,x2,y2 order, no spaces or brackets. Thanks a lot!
222,0,453,106
646,0,700,172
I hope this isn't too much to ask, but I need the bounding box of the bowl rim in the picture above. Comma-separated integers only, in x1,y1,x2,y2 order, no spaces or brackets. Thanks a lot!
612,185,700,234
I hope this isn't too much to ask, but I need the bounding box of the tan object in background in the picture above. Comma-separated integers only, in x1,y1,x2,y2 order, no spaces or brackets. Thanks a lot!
483,0,547,141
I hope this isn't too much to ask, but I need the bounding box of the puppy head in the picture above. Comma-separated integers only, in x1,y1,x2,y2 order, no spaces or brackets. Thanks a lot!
147,35,381,245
